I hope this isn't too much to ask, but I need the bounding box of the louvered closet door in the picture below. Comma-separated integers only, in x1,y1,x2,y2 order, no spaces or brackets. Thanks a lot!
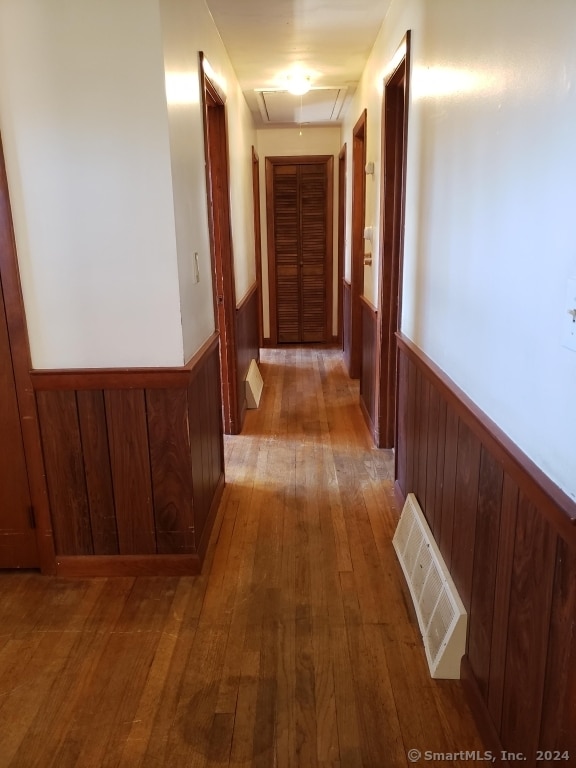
272,162,328,343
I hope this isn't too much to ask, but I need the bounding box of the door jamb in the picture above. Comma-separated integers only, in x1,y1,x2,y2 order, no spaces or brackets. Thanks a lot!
349,110,367,379
0,134,56,573
376,31,412,450
252,147,264,349
199,52,240,435
337,144,347,346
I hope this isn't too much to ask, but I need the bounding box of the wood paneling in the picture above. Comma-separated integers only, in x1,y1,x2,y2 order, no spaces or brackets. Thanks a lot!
147,388,195,555
37,390,94,556
77,390,118,555
500,496,556,765
34,334,224,575
106,389,156,555
540,538,576,758
359,295,377,439
396,332,576,764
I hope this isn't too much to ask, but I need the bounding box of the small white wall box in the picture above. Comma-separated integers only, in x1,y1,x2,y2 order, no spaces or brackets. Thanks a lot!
245,359,263,409
392,493,467,679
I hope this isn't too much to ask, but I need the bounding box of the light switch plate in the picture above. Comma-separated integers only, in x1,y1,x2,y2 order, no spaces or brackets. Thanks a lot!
561,277,576,352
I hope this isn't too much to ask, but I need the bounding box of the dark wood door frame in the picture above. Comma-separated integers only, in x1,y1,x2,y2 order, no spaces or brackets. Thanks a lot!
337,144,347,346
200,52,240,435
252,147,264,349
349,110,367,379
376,32,412,449
265,155,334,347
0,134,55,573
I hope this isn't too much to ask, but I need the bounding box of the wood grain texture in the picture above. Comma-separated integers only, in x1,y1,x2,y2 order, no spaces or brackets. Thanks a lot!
500,495,556,767
450,420,481,611
36,390,94,556
539,537,576,758
397,333,576,537
265,157,333,346
467,448,503,699
105,389,156,555
76,390,119,556
147,388,195,555
34,335,223,571
0,347,483,767
487,475,519,733
397,337,576,762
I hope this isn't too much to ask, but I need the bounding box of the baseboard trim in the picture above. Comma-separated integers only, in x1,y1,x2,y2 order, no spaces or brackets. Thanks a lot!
55,553,201,578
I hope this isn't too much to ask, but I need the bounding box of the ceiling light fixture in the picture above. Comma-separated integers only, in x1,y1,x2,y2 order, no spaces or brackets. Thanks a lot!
286,73,311,96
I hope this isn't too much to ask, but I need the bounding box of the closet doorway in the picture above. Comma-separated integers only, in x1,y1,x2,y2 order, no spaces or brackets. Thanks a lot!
266,155,333,345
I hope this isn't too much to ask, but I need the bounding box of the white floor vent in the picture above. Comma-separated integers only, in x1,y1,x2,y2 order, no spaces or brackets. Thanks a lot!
245,359,263,409
392,493,467,679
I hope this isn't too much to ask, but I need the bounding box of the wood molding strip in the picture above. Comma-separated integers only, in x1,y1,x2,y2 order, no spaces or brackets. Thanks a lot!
236,281,258,312
359,294,377,314
55,553,201,577
397,332,576,536
31,331,220,391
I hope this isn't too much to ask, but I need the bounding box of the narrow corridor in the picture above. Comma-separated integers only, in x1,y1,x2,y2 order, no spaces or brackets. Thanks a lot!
0,348,483,767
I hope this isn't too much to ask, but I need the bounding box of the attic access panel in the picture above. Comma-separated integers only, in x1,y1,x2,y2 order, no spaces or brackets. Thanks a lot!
257,87,347,125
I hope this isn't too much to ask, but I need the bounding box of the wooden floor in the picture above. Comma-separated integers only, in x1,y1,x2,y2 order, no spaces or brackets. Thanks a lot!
0,348,484,767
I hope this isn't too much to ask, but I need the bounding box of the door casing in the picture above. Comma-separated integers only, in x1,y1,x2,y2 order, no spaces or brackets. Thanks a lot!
199,52,240,435
376,32,412,450
0,134,55,572
349,110,367,379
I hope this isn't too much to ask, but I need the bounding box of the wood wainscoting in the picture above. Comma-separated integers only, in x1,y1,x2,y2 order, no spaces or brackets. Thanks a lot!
359,295,377,440
396,333,576,767
235,282,260,430
31,333,224,577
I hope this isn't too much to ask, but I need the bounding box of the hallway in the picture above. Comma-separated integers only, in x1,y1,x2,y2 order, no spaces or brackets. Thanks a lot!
0,348,483,767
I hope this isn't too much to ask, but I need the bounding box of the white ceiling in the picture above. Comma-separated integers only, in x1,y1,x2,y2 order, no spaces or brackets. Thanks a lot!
204,0,392,127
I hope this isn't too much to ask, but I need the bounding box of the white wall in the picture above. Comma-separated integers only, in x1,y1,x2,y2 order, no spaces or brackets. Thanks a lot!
256,126,342,339
0,0,183,368
0,0,257,368
159,0,257,362
342,0,576,500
